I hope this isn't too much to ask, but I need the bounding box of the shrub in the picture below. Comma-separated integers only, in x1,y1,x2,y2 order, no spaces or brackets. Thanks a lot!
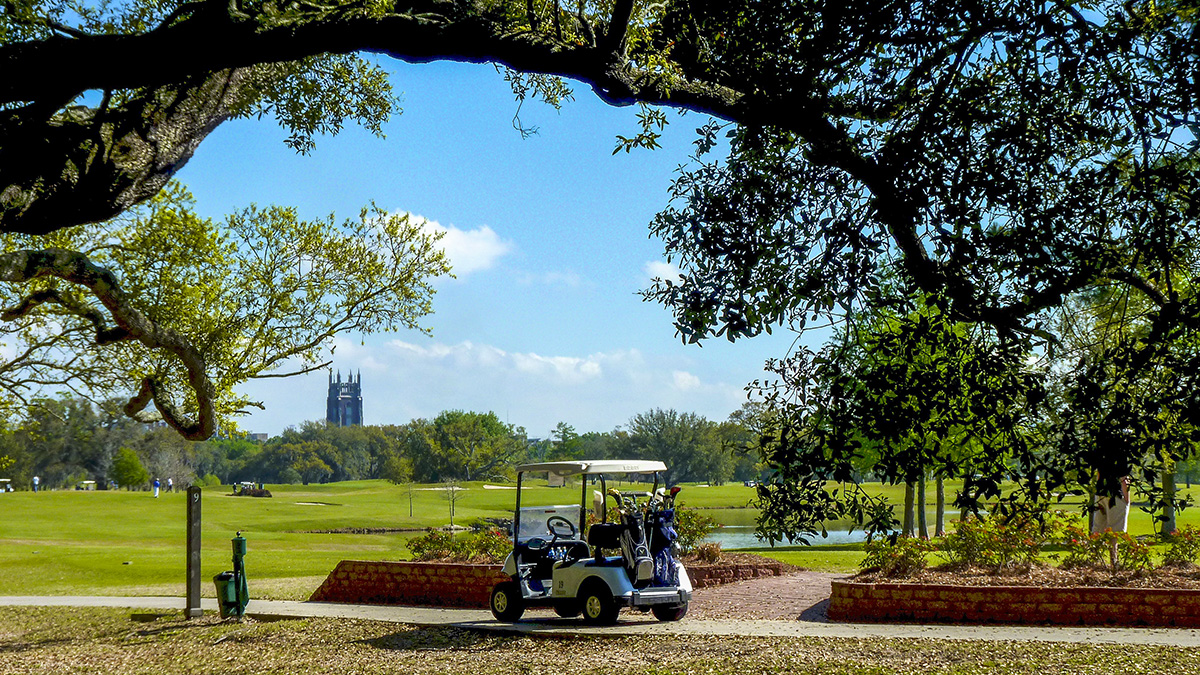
407,528,510,563
1061,525,1152,572
1117,533,1154,572
938,516,989,569
861,537,932,577
1163,526,1200,567
939,507,1068,571
674,506,718,554
693,542,723,564
1060,523,1106,569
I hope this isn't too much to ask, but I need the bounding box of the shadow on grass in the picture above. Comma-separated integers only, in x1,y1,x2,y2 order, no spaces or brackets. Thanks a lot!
361,625,511,652
0,610,221,654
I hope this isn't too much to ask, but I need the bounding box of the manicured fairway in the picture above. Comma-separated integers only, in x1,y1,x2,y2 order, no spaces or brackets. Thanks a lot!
3,478,1197,598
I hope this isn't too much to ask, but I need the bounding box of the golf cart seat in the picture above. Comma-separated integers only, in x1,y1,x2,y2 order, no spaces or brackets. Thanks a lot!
516,538,591,585
587,522,624,549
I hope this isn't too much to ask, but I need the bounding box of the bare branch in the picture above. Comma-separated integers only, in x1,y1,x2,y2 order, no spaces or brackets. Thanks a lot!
0,249,216,439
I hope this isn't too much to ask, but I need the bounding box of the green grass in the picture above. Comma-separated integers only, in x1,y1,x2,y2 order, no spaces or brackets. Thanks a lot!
6,478,1200,598
0,479,755,597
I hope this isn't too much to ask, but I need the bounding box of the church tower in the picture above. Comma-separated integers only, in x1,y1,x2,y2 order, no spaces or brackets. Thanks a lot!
326,370,363,426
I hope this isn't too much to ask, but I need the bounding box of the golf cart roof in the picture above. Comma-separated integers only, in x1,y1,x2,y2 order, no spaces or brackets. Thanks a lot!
516,460,667,477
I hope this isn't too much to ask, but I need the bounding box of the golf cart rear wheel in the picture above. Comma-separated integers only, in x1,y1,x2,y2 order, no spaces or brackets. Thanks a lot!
651,602,688,622
554,601,581,618
579,580,619,625
490,581,525,622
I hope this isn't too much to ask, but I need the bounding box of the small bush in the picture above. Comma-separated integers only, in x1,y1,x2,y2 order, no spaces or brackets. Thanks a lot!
693,542,723,564
407,528,509,563
1060,523,1106,569
861,537,932,577
939,507,1068,571
1117,533,1154,572
1061,525,1152,572
1163,526,1200,567
674,506,718,555
938,516,989,569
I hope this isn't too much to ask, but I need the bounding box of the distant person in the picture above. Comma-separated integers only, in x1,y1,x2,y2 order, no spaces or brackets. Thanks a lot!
167,477,173,493
153,477,161,498
32,475,39,493
1092,475,1131,534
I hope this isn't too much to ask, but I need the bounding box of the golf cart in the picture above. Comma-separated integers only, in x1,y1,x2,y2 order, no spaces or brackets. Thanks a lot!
489,460,691,625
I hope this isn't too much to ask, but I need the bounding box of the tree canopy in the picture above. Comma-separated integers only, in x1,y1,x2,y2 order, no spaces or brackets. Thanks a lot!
2,0,1198,534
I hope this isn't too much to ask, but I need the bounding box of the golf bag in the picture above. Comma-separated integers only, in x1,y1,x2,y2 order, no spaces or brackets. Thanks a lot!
646,508,680,587
618,507,655,586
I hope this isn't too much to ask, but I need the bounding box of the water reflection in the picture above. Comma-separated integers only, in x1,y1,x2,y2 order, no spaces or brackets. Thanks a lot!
706,525,869,549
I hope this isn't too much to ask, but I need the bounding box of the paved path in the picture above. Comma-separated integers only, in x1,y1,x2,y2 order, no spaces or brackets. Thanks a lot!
4,594,1200,647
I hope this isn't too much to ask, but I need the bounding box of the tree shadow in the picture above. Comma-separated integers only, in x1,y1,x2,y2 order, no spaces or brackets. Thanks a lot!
0,611,218,654
360,625,511,652
797,598,830,623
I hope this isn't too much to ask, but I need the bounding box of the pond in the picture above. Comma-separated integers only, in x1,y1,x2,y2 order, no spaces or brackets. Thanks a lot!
705,524,869,548
698,507,960,548
697,508,869,548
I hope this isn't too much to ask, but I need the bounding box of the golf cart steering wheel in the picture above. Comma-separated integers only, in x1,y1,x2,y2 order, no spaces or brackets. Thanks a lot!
546,515,577,542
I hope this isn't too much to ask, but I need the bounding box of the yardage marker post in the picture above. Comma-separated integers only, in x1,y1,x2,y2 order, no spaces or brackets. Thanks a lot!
185,486,202,618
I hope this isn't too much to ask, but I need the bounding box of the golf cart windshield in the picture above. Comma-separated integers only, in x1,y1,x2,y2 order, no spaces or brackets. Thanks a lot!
516,504,582,542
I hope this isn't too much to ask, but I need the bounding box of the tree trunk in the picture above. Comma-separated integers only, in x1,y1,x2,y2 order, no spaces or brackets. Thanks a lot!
917,474,928,539
1163,460,1178,538
935,476,946,537
903,481,915,537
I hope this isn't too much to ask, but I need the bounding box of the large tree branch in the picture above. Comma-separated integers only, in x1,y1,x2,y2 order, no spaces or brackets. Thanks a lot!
0,249,216,438
0,0,1172,345
0,69,250,235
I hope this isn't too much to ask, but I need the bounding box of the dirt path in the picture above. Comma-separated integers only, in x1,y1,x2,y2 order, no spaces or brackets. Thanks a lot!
687,571,846,622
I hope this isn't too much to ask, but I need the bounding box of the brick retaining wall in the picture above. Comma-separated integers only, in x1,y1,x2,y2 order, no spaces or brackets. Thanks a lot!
309,558,789,607
829,580,1200,627
309,561,510,608
687,561,789,587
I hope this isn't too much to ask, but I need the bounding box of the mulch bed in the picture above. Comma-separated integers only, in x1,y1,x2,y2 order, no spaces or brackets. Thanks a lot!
682,551,800,570
855,563,1200,589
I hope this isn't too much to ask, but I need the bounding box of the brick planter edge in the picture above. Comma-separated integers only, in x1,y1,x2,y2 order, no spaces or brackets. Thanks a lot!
829,579,1200,627
309,558,789,608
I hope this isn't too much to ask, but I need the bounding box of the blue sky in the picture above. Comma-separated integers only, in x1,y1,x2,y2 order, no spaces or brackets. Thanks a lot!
175,59,803,438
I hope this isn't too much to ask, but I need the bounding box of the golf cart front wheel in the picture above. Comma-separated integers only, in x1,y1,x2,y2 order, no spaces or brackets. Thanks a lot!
651,602,688,622
579,580,619,625
490,581,525,622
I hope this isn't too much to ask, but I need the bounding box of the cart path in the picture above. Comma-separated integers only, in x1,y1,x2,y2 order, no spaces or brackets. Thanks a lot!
688,570,841,622
7,590,1200,645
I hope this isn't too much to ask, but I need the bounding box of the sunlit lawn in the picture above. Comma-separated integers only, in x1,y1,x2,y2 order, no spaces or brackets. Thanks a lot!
3,477,1198,597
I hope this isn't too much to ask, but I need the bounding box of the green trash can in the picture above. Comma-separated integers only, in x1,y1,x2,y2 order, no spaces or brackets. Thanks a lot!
213,532,249,619
213,571,237,611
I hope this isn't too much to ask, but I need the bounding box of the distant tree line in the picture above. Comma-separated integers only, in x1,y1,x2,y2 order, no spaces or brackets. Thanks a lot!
0,396,768,489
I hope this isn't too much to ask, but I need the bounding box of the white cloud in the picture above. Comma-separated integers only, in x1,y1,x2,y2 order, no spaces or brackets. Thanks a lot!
403,212,513,276
387,339,605,385
516,270,585,288
235,339,746,436
672,370,701,391
643,260,682,285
